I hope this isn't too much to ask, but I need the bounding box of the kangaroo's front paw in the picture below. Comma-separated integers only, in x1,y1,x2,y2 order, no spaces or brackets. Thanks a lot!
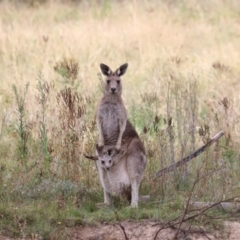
97,140,104,148
115,143,121,152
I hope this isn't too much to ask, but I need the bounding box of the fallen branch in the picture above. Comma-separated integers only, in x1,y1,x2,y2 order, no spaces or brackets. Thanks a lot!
153,197,235,240
154,169,236,240
155,130,224,178
190,201,240,213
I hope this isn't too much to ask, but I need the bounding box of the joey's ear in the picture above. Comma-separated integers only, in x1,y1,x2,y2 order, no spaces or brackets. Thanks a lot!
108,148,118,156
100,63,112,76
115,63,128,77
83,154,98,161
107,148,116,156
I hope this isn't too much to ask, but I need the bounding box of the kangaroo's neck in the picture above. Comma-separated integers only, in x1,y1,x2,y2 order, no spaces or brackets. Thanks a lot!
102,94,122,104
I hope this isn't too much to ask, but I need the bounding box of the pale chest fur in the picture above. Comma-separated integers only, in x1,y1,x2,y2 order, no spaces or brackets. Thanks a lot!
98,158,130,195
97,100,127,142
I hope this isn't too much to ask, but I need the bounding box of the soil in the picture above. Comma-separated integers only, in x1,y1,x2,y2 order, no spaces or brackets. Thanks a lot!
66,220,239,240
1,221,240,240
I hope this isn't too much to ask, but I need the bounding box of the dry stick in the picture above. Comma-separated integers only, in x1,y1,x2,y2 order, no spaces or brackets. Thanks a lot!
199,227,212,240
114,223,129,240
154,170,233,240
155,130,224,178
172,225,212,240
0,114,7,141
166,82,177,176
154,170,202,240
190,201,240,212
153,197,235,240
112,210,129,240
174,172,200,239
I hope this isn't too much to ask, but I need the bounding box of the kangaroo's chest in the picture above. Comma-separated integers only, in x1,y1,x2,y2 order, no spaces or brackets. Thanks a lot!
100,103,120,136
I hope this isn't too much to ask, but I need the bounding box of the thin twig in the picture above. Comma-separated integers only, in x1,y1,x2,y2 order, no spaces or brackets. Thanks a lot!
0,113,7,141
113,223,129,240
154,168,235,240
174,172,200,239
154,198,233,240
201,228,213,240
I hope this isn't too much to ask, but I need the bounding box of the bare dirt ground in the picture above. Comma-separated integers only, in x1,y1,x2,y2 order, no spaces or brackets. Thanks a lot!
1,221,239,240
66,221,240,240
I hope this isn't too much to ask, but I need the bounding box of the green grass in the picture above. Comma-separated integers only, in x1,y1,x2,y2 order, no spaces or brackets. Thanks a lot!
0,0,240,238
0,185,193,239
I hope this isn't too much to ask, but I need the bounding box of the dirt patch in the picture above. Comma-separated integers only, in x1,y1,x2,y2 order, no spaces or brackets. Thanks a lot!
225,221,240,240
1,221,239,240
66,221,240,240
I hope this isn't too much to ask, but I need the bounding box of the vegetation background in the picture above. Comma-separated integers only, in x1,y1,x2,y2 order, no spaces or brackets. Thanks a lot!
0,0,240,239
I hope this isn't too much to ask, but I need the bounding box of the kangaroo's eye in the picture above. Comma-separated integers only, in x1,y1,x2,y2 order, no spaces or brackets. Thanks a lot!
101,161,104,164
117,80,120,84
107,80,110,84
109,160,112,164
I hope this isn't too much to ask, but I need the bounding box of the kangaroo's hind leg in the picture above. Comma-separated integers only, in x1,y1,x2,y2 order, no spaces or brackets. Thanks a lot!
104,189,111,205
130,178,140,208
127,151,147,208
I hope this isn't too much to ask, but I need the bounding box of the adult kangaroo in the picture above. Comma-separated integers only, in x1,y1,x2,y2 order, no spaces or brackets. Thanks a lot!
85,120,147,208
96,63,128,151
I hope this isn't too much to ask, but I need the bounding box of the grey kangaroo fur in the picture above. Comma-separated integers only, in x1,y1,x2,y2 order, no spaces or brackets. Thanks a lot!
85,121,147,208
96,63,128,151
85,119,147,208
85,63,147,207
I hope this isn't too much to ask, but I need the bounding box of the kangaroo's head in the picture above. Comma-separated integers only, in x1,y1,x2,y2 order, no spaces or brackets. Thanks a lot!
96,144,117,171
100,63,128,96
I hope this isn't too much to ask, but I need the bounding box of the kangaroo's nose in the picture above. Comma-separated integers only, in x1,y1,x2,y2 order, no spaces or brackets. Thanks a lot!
106,167,110,171
111,88,116,93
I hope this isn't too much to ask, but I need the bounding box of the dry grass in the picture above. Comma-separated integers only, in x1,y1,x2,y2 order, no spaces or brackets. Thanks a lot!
0,0,240,238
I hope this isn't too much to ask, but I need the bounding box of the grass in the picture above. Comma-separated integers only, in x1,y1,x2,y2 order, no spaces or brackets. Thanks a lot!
0,0,240,238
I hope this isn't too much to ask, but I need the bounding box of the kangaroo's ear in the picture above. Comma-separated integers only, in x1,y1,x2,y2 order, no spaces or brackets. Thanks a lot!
115,63,128,77
100,63,112,76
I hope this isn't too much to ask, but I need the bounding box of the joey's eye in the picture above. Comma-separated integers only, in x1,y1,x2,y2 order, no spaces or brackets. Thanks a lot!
117,80,120,84
109,160,112,164
107,149,112,155
107,80,110,84
101,161,104,164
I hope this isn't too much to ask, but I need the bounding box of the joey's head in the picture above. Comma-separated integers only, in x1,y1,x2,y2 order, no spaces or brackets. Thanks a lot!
100,63,128,96
96,144,117,171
